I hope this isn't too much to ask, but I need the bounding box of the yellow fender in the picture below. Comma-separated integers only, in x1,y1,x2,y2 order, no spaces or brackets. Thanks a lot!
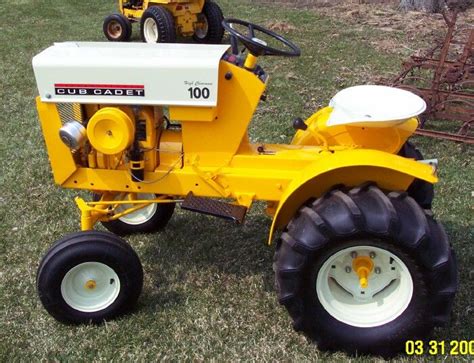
267,149,437,244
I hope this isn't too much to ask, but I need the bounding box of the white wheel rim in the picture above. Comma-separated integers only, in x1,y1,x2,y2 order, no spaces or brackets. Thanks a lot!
316,245,413,328
107,20,123,40
61,262,121,313
194,14,209,39
116,193,157,225
143,18,159,42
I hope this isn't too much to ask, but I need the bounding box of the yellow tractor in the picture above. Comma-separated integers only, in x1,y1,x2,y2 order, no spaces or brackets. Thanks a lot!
32,19,457,357
103,0,224,43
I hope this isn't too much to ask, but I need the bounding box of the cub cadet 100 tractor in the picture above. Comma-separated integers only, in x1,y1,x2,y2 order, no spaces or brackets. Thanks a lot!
103,0,224,44
32,19,457,356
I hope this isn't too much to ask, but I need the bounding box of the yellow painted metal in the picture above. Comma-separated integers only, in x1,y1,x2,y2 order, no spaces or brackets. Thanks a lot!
76,197,104,231
353,256,374,289
72,103,83,120
36,98,77,184
76,195,178,230
142,106,160,171
158,129,183,169
95,152,111,169
244,54,258,70
122,8,144,21
36,56,437,236
176,61,266,165
169,106,217,122
90,198,177,206
292,106,419,154
61,146,435,201
172,1,202,36
119,0,205,37
87,107,135,155
266,149,437,244
190,156,230,197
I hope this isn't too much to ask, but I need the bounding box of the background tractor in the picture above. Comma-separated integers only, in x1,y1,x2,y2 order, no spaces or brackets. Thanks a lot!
103,0,224,43
32,19,457,357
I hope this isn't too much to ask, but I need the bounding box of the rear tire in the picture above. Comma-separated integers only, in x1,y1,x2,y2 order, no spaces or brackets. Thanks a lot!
398,141,434,209
274,184,457,357
103,14,132,42
37,231,143,324
140,6,176,43
193,1,224,44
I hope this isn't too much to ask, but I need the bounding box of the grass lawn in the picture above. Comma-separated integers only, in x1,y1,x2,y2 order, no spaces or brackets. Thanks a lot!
0,0,472,360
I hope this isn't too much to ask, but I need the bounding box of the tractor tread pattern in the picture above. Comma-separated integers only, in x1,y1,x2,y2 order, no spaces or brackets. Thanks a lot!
193,0,224,44
398,141,435,208
141,5,177,43
37,231,137,284
274,184,458,355
36,231,143,324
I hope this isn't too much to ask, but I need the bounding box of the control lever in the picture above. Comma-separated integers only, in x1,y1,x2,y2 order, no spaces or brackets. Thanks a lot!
293,117,307,131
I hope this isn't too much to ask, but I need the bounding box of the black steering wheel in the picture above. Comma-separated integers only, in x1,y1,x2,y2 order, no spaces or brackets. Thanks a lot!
222,18,301,58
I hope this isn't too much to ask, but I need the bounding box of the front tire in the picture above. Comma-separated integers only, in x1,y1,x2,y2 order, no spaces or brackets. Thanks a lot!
37,231,143,324
193,1,224,44
140,6,176,43
274,184,457,357
103,14,132,42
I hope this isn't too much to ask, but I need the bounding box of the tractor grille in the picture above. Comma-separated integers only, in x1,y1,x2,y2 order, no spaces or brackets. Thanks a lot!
57,103,85,124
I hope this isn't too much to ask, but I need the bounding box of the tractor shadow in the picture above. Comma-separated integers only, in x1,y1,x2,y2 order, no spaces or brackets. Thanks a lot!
135,205,277,312
135,210,474,330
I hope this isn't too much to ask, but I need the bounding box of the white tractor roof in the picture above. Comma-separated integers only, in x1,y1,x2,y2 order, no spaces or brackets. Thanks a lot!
32,42,230,106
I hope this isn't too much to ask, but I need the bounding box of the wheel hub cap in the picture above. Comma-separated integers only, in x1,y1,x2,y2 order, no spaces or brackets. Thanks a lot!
85,279,97,290
316,245,414,327
352,256,374,288
144,18,159,42
107,21,122,39
61,262,121,312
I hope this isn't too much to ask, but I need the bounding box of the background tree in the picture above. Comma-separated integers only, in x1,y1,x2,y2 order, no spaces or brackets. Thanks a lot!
399,0,472,12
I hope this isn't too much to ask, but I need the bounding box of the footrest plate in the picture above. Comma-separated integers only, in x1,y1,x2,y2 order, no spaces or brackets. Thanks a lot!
181,192,247,224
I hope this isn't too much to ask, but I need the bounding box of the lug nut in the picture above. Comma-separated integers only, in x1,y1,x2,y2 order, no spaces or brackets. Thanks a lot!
351,251,358,258
345,266,352,273
375,267,381,274
370,252,376,259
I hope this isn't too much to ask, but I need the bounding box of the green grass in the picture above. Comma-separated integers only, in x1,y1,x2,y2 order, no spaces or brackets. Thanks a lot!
0,0,472,361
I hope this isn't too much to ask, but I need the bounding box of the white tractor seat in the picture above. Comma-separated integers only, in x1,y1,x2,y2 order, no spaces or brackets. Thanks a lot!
327,85,427,128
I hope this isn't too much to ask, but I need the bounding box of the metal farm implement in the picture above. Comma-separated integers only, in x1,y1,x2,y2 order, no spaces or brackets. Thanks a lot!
390,8,473,144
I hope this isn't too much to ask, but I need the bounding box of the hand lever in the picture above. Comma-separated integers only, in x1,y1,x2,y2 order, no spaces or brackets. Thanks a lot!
293,118,307,131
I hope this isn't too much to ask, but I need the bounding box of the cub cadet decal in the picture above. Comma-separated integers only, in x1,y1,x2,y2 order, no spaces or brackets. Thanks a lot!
54,84,145,97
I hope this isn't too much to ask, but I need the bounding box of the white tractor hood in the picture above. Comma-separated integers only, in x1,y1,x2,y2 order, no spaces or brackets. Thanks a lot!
32,42,230,107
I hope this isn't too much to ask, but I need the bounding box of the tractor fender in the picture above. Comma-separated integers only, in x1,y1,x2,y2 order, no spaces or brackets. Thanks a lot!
267,149,437,245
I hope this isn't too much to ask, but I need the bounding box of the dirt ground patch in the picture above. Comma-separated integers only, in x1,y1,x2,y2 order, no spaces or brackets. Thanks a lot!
261,0,474,55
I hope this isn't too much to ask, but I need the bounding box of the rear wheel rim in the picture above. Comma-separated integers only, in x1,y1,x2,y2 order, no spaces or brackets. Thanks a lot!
194,14,209,39
316,245,413,328
107,20,123,40
143,18,159,42
61,262,121,312
116,193,158,225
